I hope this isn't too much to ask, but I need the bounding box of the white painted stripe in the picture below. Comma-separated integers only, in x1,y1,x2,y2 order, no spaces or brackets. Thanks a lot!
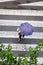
2,43,43,51
0,20,43,27
28,57,43,64
18,1,43,6
0,9,43,16
19,57,43,64
0,0,15,2
37,57,43,64
0,31,43,39
0,31,18,38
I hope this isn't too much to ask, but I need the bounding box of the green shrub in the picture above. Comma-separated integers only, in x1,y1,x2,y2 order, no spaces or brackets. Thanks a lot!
0,39,43,65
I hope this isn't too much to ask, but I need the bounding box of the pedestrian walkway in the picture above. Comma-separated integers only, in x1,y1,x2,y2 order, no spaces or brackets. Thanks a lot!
0,1,43,64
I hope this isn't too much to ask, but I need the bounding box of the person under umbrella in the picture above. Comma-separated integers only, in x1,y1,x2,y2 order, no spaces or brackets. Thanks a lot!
17,28,24,41
17,22,34,41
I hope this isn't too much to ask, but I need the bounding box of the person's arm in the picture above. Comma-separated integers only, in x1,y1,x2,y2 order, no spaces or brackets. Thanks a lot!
16,28,19,32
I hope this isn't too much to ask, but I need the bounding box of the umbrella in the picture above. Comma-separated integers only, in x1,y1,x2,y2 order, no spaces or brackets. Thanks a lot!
19,22,34,35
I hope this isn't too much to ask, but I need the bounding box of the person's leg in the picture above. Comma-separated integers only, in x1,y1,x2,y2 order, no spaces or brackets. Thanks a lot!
22,35,24,39
23,35,24,37
19,34,22,41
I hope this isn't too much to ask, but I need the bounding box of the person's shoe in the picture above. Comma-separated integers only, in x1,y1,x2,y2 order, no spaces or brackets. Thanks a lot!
18,39,21,41
22,36,24,39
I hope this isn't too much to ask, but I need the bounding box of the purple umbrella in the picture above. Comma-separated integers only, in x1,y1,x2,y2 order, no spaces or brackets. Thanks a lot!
19,22,34,35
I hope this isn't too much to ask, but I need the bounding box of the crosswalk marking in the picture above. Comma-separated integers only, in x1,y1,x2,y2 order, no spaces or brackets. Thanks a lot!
0,9,43,16
0,31,43,39
28,57,43,64
18,1,43,6
0,0,15,2
0,20,43,27
0,1,43,64
2,43,43,51
37,57,43,64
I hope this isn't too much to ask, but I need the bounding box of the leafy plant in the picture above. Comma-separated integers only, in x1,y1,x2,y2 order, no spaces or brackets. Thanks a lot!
41,64,43,65
29,39,43,65
0,39,43,65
